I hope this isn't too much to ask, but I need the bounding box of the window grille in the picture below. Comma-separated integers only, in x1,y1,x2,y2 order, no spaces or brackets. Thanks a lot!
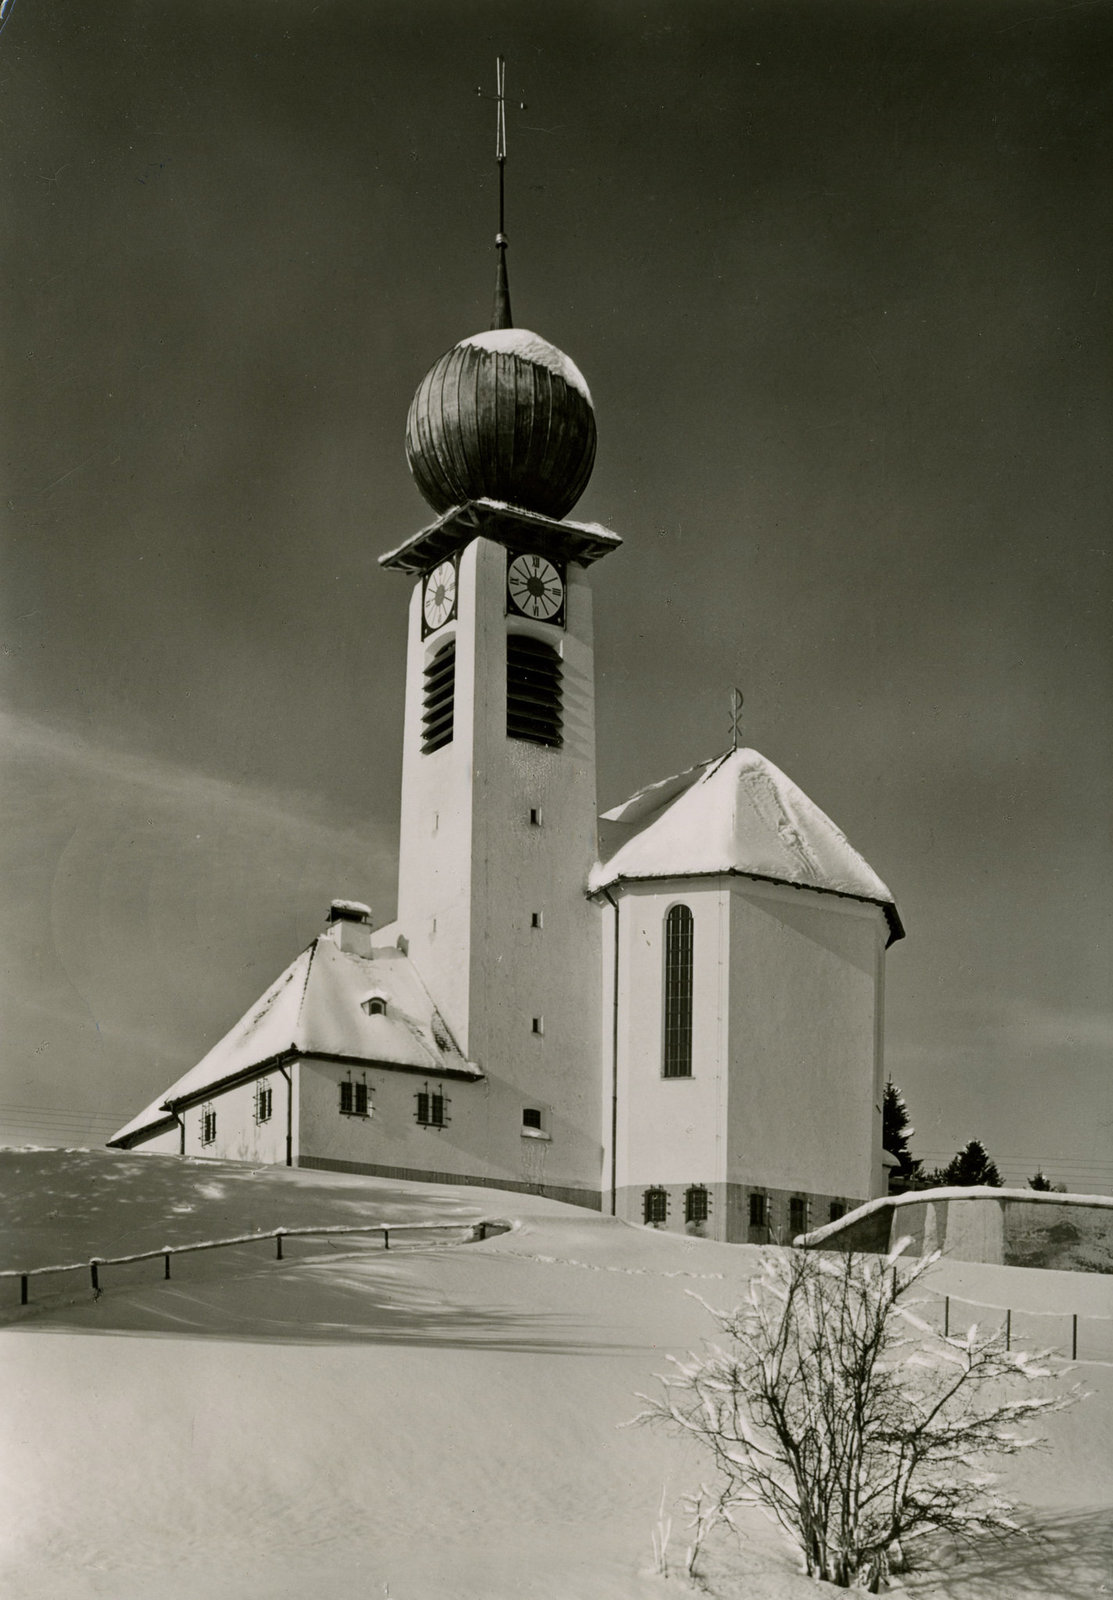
255,1082,273,1124
643,1187,668,1225
507,635,562,747
421,640,455,754
789,1196,808,1235
749,1192,767,1228
416,1087,448,1127
201,1106,216,1146
684,1185,709,1224
339,1079,370,1117
663,904,694,1077
522,1107,543,1130
829,1201,846,1223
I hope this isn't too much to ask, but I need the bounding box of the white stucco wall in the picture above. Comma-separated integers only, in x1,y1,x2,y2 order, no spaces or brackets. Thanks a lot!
609,881,729,1195
178,1070,291,1165
296,1058,581,1198
726,879,886,1203
392,534,603,1200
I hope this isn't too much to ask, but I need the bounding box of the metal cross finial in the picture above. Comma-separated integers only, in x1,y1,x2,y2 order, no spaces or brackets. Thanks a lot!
730,688,745,751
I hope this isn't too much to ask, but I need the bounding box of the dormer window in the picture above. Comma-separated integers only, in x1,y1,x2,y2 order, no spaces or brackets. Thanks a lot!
362,996,387,1017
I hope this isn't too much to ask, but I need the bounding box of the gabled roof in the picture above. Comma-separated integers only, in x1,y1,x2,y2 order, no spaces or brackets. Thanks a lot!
588,748,904,945
109,936,480,1147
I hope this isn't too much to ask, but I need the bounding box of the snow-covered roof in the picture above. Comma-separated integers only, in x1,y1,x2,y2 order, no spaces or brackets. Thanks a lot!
109,936,480,1147
457,328,593,405
589,748,904,945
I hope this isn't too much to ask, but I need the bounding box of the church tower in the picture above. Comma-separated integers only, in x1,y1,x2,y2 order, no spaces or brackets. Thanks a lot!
379,91,620,1204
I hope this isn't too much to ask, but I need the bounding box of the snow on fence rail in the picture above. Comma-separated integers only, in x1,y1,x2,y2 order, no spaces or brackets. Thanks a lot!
1,1218,506,1307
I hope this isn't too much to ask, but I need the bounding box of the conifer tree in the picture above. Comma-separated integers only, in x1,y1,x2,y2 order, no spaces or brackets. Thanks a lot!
936,1138,1003,1188
882,1079,922,1189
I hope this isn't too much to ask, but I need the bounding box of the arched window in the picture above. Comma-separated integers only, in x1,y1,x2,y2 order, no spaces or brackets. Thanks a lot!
663,904,694,1077
421,639,455,754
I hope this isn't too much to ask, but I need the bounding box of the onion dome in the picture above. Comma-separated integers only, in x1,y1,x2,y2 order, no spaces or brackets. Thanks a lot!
405,327,597,520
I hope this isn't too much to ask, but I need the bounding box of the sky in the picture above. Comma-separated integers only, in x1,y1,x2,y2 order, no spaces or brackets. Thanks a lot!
1,0,1110,1188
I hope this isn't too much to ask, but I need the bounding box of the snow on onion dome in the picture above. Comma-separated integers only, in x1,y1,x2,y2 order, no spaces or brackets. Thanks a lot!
405,326,597,520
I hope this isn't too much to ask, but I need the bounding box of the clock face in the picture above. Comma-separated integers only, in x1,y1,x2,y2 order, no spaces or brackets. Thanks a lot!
422,559,457,633
507,553,565,624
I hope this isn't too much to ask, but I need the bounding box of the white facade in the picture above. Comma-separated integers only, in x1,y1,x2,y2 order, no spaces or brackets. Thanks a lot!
601,875,888,1240
395,534,603,1203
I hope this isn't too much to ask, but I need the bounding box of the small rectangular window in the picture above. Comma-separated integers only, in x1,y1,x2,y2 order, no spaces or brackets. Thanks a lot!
522,1107,543,1130
255,1082,272,1124
643,1187,668,1225
530,911,543,929
340,1079,370,1117
201,1106,216,1146
790,1197,808,1235
531,1016,544,1035
416,1087,448,1128
749,1192,767,1228
829,1201,846,1223
685,1185,709,1224
529,807,542,827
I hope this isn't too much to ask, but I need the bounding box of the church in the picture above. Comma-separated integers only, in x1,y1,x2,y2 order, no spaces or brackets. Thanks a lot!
110,161,904,1244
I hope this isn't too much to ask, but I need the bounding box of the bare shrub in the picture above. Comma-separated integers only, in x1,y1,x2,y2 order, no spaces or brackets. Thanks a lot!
635,1244,1076,1591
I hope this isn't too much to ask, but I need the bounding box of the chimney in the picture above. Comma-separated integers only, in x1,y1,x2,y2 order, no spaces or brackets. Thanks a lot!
326,899,374,958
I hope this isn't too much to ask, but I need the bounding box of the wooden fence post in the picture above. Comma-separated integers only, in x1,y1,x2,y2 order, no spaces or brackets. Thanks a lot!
943,1296,949,1337
1005,1309,1011,1351
164,1254,171,1280
1072,1313,1078,1361
275,1232,284,1260
382,1227,390,1251
90,1260,100,1293
20,1274,28,1306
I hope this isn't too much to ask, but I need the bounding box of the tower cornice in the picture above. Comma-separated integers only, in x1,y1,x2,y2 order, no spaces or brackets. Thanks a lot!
378,497,622,576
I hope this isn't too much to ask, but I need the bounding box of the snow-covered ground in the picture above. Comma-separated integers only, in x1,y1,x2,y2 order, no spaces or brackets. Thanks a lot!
1,1148,1110,1599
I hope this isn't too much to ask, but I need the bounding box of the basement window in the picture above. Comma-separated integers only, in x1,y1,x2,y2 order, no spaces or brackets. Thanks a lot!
789,1196,808,1235
415,1086,448,1128
829,1201,846,1223
749,1192,767,1228
200,1105,216,1146
255,1081,273,1124
339,1079,370,1118
507,635,563,748
643,1187,668,1226
684,1185,709,1224
421,639,455,754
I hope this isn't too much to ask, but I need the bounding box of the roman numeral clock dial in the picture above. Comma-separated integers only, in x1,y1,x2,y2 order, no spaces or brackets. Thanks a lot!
506,552,565,625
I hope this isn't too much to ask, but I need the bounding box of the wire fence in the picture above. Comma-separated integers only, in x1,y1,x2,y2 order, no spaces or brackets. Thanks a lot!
914,1291,1113,1364
0,1218,507,1309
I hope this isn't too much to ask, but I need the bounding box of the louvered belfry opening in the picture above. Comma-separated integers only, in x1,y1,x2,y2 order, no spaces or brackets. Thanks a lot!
422,639,456,754
506,633,563,747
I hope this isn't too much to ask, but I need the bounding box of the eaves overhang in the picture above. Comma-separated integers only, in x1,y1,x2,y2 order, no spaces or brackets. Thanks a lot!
588,867,905,948
378,497,622,575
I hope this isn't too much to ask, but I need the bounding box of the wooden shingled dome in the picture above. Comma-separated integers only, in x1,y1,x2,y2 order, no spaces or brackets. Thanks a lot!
405,327,597,519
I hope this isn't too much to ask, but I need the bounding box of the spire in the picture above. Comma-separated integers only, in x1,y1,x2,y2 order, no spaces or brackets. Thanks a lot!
487,56,513,329
492,235,513,330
